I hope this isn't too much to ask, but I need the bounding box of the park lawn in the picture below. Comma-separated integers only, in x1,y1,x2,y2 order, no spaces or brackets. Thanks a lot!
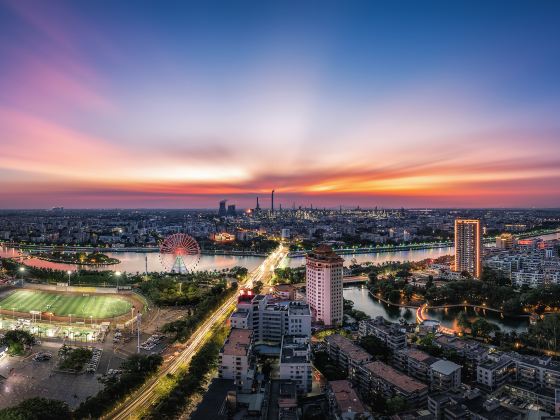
0,290,132,318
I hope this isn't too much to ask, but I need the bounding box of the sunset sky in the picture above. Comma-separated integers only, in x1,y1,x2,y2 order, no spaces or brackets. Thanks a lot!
1,1,560,209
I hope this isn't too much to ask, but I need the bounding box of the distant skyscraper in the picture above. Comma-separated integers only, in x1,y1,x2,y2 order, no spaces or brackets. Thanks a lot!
271,189,275,213
454,219,482,278
227,204,236,217
306,245,344,326
218,200,227,217
255,196,260,212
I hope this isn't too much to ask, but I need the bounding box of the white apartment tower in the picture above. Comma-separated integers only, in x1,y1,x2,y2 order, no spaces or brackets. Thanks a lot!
306,245,344,326
454,219,482,278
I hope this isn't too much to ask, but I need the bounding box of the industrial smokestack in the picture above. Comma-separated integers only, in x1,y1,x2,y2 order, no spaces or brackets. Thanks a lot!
271,190,275,213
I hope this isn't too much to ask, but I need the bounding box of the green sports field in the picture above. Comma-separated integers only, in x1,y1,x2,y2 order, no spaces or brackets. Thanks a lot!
0,290,132,319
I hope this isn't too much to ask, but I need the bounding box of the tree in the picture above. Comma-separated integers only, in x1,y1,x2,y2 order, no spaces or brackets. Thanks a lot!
471,318,498,340
359,335,390,362
425,275,434,290
386,396,408,414
0,398,71,420
457,312,471,332
1,330,34,355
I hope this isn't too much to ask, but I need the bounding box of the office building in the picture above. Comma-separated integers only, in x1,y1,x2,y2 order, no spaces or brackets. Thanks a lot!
306,245,344,326
218,200,227,217
227,204,236,217
454,219,482,278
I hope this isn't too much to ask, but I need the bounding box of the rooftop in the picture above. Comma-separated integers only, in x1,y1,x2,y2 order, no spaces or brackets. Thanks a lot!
230,309,249,318
306,244,344,263
363,361,428,394
405,348,434,363
288,302,311,316
221,328,252,356
430,359,461,375
280,335,310,364
329,380,366,414
325,334,372,363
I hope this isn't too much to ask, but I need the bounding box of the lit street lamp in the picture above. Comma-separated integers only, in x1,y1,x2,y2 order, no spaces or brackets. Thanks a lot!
115,271,122,290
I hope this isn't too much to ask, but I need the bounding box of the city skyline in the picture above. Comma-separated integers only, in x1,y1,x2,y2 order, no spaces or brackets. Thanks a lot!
2,1,560,208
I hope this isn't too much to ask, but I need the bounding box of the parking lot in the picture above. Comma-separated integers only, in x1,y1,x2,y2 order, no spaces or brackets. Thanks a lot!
0,336,128,409
0,306,177,410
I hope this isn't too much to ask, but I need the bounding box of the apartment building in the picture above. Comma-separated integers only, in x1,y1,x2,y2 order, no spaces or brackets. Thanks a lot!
325,334,373,380
358,316,407,351
476,353,516,391
218,328,254,392
328,380,370,420
430,359,462,392
229,293,311,344
358,361,428,408
394,348,461,391
279,335,312,393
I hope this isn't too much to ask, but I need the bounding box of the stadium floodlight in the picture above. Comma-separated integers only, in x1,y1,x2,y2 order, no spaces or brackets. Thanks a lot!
115,271,122,290
67,270,72,285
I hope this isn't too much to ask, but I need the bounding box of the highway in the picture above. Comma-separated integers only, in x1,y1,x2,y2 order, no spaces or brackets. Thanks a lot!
105,245,288,420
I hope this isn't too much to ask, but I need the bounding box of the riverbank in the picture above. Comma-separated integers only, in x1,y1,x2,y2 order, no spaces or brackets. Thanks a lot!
0,242,268,257
30,255,120,266
2,227,557,258
289,241,453,257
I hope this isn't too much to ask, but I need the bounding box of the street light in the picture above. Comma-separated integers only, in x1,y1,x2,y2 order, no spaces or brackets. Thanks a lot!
67,270,72,286
115,271,122,291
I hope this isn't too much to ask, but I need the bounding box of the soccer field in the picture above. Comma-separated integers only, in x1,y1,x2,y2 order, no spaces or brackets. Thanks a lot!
0,290,133,319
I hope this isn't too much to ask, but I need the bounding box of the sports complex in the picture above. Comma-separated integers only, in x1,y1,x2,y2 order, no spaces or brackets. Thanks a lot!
0,287,145,322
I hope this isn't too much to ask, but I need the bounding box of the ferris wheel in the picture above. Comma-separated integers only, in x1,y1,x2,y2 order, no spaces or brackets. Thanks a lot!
159,233,201,274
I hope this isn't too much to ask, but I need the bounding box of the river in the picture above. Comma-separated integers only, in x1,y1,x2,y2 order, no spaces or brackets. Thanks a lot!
2,231,557,274
0,246,265,274
2,231,557,331
343,286,529,332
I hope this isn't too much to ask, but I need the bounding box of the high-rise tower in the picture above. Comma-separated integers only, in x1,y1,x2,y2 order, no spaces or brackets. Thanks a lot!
454,219,482,278
271,190,275,213
305,245,344,326
218,200,227,217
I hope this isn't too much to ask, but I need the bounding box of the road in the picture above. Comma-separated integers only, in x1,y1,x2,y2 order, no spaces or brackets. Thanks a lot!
105,245,288,420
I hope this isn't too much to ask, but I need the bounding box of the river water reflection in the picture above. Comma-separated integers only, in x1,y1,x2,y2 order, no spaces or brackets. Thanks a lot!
0,246,265,273
343,286,529,332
